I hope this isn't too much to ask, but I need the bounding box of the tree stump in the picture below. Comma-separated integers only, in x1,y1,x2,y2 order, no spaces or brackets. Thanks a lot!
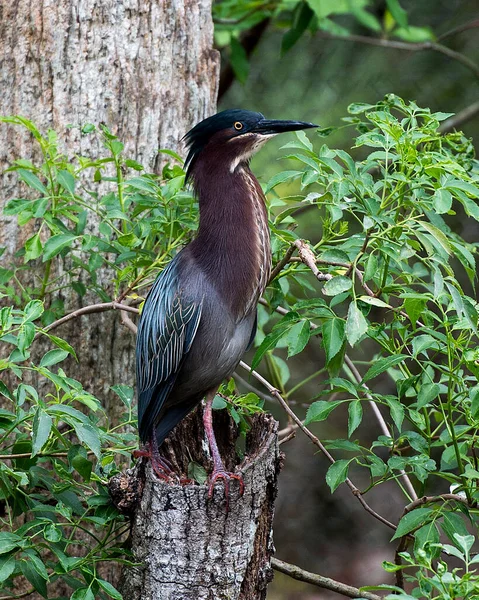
111,408,281,600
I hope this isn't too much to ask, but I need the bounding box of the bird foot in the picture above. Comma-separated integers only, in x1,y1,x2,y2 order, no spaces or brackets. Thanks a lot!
207,469,244,511
133,447,177,482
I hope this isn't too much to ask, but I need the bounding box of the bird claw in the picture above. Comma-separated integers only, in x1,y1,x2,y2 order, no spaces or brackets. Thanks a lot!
133,446,177,482
207,470,244,511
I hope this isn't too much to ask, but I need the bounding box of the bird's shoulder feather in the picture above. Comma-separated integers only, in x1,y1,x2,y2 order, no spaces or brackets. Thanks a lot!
136,254,202,441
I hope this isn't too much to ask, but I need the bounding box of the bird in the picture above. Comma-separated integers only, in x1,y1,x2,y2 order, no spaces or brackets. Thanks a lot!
135,109,317,499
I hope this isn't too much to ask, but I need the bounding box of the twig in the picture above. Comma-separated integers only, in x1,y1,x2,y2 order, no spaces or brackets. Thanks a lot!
258,297,418,500
439,100,479,133
0,589,35,600
233,371,275,403
278,430,296,445
239,360,397,530
268,244,296,283
436,18,479,41
121,308,138,334
272,558,381,600
39,301,139,337
293,239,332,282
344,356,418,502
403,493,476,515
317,31,479,80
393,493,478,587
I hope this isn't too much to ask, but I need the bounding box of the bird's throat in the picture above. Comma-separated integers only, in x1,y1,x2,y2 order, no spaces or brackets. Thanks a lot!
191,164,271,318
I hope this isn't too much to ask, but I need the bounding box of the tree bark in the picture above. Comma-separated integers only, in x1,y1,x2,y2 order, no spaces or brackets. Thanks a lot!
0,0,219,414
111,410,281,600
0,1,219,597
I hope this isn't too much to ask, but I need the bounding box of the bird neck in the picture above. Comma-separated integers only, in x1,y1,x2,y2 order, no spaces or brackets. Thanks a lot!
190,159,271,318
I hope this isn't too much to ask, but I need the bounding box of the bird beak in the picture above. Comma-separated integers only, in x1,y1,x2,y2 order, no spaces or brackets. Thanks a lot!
252,118,318,136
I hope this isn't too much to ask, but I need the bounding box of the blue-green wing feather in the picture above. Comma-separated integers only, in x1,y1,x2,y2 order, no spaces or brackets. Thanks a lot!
136,256,202,442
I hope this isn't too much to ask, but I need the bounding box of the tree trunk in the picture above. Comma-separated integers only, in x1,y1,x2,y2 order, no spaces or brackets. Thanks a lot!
0,0,219,416
0,1,219,597
111,410,281,600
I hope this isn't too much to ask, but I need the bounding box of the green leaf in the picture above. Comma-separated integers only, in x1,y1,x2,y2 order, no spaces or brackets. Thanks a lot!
326,459,350,493
411,334,439,357
403,297,426,327
73,422,101,458
416,383,440,409
321,318,345,363
322,275,352,296
44,523,62,543
384,398,404,431
394,25,434,42
48,335,77,359
230,37,249,84
212,395,227,410
57,169,76,194
362,355,406,382
111,384,134,407
285,320,310,357
72,454,93,482
32,408,52,456
20,560,48,598
304,400,342,425
265,170,302,192
470,386,479,419
40,349,69,367
0,532,22,554
441,512,470,546
345,302,368,346
386,0,408,27
188,461,208,485
71,588,95,600
418,221,451,255
282,1,314,54
307,0,340,19
24,299,44,322
98,579,123,600
0,555,15,582
348,400,363,437
433,189,452,214
18,168,48,193
43,233,77,261
24,232,43,262
391,507,434,540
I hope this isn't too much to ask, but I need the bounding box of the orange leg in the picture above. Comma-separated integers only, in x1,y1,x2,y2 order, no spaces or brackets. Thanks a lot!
203,389,244,510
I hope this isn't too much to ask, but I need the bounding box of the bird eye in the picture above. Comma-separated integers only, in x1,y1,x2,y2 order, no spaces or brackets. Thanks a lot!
234,121,243,131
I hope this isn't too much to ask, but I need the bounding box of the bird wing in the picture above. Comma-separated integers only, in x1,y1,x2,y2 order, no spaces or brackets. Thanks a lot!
136,256,202,442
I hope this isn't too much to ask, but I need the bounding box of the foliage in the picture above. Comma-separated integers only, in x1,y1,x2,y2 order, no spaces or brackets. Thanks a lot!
213,0,436,84
1,94,479,598
254,94,479,596
0,118,200,599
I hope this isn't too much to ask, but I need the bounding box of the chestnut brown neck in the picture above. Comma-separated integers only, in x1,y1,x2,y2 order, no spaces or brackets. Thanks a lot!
188,147,271,318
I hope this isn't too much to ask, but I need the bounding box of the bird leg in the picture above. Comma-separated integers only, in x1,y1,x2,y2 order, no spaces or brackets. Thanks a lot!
133,433,176,482
203,390,244,506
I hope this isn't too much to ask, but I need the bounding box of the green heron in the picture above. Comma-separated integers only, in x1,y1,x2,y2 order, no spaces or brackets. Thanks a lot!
136,109,317,499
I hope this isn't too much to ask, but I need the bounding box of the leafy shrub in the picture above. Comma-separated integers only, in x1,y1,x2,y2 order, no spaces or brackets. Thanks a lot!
1,95,479,598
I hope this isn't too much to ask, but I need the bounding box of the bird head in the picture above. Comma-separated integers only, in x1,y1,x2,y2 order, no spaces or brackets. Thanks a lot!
183,109,318,181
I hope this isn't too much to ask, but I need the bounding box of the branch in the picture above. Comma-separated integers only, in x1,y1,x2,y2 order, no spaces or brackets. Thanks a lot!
258,298,418,501
268,243,296,283
271,558,381,600
439,100,479,133
343,355,418,502
40,301,139,337
317,31,479,80
238,360,397,530
293,239,332,282
437,18,479,42
393,493,478,587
